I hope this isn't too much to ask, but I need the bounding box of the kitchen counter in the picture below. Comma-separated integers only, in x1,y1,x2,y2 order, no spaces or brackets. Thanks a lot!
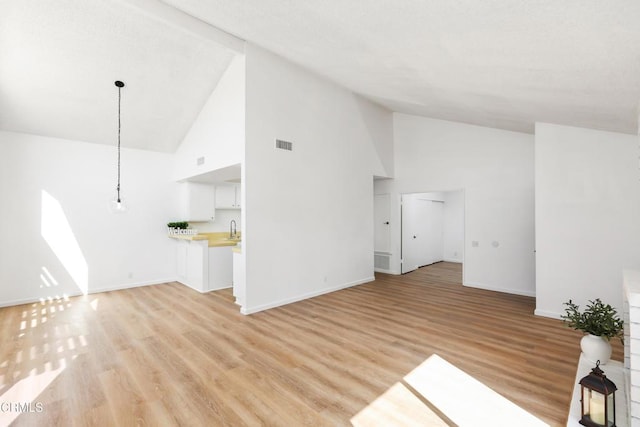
168,231,241,247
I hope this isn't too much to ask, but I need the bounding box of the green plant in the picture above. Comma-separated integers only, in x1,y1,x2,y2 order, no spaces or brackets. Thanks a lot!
167,221,189,229
562,299,623,342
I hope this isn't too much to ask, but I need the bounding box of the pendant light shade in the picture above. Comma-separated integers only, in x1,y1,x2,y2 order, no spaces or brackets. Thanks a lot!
109,80,127,213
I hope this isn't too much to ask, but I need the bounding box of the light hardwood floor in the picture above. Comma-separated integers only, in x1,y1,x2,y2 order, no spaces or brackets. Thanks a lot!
0,262,623,426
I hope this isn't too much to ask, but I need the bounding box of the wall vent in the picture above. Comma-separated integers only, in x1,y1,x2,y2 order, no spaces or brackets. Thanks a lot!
374,252,391,270
275,139,293,151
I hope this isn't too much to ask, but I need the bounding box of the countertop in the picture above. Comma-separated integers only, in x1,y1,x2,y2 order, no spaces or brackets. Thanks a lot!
168,231,241,248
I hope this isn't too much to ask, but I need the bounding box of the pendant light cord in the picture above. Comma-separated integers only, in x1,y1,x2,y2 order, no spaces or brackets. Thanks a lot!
116,83,122,203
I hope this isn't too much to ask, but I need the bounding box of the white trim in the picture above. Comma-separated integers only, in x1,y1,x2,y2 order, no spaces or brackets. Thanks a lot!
0,278,176,308
92,278,176,294
533,309,562,319
464,281,536,297
240,276,375,315
443,258,463,264
176,280,232,294
0,294,82,308
374,268,400,275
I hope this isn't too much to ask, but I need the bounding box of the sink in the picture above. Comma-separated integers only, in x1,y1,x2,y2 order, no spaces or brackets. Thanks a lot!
224,237,241,242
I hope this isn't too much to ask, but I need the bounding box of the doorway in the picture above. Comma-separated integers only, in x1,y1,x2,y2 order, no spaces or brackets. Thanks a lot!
401,191,464,274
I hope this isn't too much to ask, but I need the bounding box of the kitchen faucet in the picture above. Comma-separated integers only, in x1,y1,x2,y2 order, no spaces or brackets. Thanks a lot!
230,220,237,239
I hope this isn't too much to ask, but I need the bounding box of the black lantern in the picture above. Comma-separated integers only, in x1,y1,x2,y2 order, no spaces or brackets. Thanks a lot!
579,360,617,427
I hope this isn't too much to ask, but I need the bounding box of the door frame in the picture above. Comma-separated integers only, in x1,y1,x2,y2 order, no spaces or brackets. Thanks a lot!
400,190,465,277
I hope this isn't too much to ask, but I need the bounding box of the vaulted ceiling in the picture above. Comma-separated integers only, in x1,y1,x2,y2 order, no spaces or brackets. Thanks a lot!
0,0,239,152
1,0,639,153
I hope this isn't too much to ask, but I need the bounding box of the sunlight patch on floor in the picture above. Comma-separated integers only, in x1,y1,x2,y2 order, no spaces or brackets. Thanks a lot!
351,382,450,426
0,356,72,426
352,354,549,427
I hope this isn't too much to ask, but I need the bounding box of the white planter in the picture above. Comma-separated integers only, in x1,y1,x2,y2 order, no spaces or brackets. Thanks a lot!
580,334,612,365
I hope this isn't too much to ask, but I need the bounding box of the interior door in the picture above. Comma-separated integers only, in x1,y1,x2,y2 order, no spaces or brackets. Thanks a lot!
402,195,445,273
424,199,444,265
374,194,391,253
401,195,430,273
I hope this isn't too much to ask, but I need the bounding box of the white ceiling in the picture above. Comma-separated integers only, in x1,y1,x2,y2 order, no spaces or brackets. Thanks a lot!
1,1,639,155
0,0,238,152
166,0,640,135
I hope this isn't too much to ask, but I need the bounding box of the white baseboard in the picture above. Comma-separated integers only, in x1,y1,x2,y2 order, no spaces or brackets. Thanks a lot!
464,281,536,298
92,278,175,294
241,276,375,315
0,293,80,308
0,278,176,308
443,258,463,264
533,309,562,319
374,268,401,275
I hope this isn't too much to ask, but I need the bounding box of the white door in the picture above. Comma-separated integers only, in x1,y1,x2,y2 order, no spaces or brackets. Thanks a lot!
401,195,444,273
424,200,444,265
374,194,391,253
402,195,429,273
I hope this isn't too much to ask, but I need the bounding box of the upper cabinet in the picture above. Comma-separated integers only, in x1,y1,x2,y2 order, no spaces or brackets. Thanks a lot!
179,182,215,221
215,184,241,209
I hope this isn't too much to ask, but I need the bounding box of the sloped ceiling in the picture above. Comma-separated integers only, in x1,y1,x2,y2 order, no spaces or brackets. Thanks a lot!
1,1,639,155
166,0,640,135
0,0,239,152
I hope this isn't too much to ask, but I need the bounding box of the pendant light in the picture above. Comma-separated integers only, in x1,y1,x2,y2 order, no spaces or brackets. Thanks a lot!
109,80,127,213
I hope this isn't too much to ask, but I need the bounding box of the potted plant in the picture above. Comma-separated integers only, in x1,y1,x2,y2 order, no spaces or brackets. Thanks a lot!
167,221,189,230
562,298,623,364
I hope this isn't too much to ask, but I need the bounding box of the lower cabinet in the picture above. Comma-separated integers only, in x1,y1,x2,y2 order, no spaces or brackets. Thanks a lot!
175,240,232,292
208,246,233,291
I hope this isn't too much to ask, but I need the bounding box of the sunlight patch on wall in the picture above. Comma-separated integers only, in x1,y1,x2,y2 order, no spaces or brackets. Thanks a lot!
39,266,58,289
40,190,88,295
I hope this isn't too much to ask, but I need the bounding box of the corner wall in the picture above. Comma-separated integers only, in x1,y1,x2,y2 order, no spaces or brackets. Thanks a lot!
173,55,245,181
535,122,640,318
242,43,393,313
388,114,535,296
0,131,178,306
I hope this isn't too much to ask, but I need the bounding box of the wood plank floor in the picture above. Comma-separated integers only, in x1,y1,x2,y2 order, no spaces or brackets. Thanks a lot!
0,262,623,426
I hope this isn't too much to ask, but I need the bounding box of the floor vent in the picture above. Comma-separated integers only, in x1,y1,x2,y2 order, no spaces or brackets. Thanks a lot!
374,252,390,270
275,139,293,151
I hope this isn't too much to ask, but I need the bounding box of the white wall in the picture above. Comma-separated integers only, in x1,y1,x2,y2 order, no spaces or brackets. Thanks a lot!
385,114,535,296
0,131,179,306
443,190,464,263
242,43,393,314
190,209,241,233
173,55,245,181
535,122,640,318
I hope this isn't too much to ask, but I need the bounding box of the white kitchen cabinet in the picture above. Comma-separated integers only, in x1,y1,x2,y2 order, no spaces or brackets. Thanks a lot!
174,239,233,293
215,184,241,209
175,239,207,291
179,182,215,221
176,240,188,282
208,246,233,290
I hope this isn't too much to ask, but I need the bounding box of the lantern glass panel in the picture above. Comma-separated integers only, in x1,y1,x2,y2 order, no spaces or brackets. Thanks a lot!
582,388,591,419
606,393,615,425
589,390,606,425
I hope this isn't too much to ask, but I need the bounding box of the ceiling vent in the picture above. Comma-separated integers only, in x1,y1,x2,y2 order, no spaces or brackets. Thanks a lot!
275,139,293,151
